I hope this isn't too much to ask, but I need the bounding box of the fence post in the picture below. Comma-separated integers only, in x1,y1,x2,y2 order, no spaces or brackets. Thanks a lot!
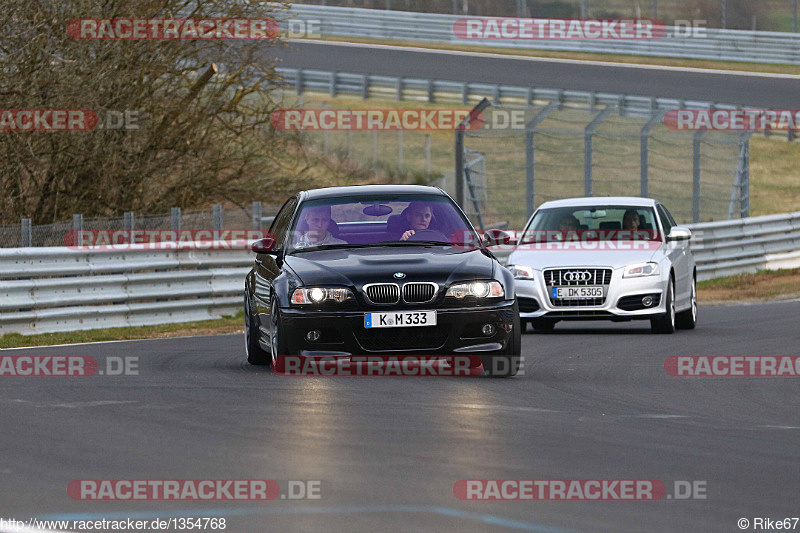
425,134,432,178
584,105,615,197
650,0,657,17
641,109,667,198
213,204,223,231
72,213,83,233
252,201,262,231
20,218,32,247
171,207,181,232
123,211,134,232
372,130,378,167
794,0,798,33
525,102,558,218
740,133,750,218
398,130,404,170
721,0,727,29
454,98,491,210
692,130,705,223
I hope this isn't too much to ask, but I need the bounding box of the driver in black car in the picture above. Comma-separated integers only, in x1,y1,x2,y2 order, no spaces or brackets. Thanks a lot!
400,202,433,241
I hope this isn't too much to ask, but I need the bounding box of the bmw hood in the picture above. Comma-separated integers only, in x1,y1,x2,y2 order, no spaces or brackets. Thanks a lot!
285,246,494,287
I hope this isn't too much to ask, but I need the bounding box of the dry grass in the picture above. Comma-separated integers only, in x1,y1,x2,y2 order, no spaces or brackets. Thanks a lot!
698,268,800,302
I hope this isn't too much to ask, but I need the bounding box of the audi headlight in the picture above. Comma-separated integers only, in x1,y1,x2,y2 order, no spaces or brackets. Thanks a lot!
291,287,354,305
446,281,504,299
507,264,535,280
623,262,660,278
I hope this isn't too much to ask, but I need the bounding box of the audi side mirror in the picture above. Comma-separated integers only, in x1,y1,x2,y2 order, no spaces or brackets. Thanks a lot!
666,227,692,242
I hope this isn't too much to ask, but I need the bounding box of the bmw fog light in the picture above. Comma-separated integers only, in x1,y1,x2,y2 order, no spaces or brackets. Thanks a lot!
482,323,496,337
306,330,322,342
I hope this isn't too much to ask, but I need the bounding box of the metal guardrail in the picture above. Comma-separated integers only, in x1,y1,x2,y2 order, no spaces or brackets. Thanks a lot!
276,67,742,119
2,212,799,335
687,211,800,280
0,246,251,335
279,4,800,65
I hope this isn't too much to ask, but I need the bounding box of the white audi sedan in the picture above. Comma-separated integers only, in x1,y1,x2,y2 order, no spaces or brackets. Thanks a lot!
506,197,696,334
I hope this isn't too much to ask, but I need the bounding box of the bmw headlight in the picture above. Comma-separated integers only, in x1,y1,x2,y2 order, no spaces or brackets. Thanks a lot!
507,264,535,280
446,280,504,299
291,287,355,305
623,262,660,278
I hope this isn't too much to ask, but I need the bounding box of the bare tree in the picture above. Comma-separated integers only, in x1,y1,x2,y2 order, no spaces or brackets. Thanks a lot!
0,0,303,223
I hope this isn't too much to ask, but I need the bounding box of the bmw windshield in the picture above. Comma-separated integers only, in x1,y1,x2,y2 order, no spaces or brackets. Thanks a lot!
287,195,478,252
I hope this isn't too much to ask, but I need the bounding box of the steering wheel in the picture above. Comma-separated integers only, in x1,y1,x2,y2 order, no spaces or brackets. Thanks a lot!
407,229,448,242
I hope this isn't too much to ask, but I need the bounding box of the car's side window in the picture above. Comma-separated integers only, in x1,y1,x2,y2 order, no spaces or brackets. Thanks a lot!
656,204,673,235
270,197,298,249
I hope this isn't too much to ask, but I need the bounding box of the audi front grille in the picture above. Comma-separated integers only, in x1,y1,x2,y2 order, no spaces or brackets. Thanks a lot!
544,268,612,307
363,283,400,305
402,282,438,304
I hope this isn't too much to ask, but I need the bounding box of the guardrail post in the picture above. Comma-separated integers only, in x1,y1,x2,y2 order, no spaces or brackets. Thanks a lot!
171,207,181,232
525,102,558,218
462,83,468,105
296,69,304,96
396,77,403,101
123,211,134,231
427,80,434,103
252,201,262,231
20,218,32,247
362,75,369,99
213,204,223,231
692,130,705,223
329,71,337,98
584,105,615,197
641,109,667,197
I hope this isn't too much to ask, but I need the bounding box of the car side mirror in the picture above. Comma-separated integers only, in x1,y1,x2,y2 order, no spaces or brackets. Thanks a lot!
252,236,277,253
666,226,692,242
482,229,515,248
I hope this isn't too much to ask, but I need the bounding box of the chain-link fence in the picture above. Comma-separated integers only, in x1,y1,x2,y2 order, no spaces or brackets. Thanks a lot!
1,203,283,248
452,103,749,230
295,0,799,32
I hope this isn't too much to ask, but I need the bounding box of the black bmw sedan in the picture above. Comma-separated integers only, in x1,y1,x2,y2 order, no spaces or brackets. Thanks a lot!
244,185,521,377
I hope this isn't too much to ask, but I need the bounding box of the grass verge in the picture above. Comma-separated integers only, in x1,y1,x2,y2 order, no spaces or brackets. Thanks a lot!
698,268,800,302
0,313,244,349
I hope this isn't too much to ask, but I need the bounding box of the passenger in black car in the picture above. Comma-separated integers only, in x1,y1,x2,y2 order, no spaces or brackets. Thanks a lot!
294,205,347,249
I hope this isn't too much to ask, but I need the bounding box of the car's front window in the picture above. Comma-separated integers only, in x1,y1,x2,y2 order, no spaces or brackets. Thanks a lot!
519,206,661,244
288,195,477,251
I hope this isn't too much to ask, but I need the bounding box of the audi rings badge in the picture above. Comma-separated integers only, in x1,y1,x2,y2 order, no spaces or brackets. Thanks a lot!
563,271,592,283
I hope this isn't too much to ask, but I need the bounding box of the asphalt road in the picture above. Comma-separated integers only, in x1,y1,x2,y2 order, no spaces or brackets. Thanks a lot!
2,300,799,532
273,40,800,108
